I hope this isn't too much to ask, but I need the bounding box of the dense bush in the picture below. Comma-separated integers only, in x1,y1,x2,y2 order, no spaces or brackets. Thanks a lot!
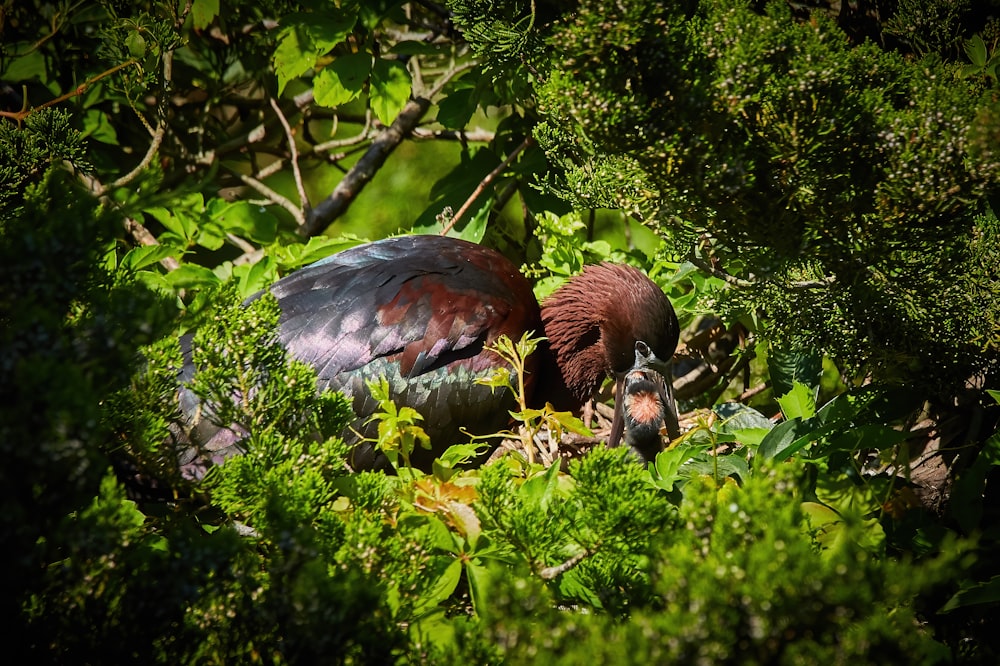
3,0,1000,663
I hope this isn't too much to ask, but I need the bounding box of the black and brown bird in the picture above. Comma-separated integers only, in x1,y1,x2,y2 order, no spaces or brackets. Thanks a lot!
177,234,679,474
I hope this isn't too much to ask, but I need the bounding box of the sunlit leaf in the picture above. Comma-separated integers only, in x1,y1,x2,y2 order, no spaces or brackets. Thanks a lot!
370,58,412,125
314,52,371,107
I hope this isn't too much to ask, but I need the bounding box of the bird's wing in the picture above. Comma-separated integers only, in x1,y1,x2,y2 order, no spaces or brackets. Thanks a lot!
263,235,541,388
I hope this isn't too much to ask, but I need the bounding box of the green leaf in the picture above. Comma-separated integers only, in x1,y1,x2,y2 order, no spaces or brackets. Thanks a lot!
756,417,816,462
948,433,1000,533
206,199,278,244
370,58,412,125
314,52,372,107
436,87,476,129
940,575,1000,613
519,462,561,509
233,256,278,300
777,381,816,420
768,345,822,398
273,236,366,270
987,389,1000,405
713,402,773,446
273,25,316,95
302,10,357,53
648,443,708,492
192,0,220,30
964,35,988,68
681,453,751,483
82,109,118,145
120,245,174,272
1,47,46,83
163,264,222,289
146,207,196,242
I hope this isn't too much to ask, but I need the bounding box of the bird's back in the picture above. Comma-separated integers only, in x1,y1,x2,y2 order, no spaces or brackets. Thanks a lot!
203,235,543,470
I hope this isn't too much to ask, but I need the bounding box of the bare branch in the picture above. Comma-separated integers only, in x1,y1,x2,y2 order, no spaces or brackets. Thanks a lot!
269,96,311,214
410,127,495,143
439,136,535,236
0,59,140,122
539,548,595,580
688,254,754,288
301,96,432,236
235,171,306,227
314,109,373,153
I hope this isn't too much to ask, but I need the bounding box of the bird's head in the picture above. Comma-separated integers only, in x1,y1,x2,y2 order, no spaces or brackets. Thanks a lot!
540,262,679,449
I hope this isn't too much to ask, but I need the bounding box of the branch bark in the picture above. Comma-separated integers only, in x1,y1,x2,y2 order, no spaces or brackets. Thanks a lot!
300,95,432,237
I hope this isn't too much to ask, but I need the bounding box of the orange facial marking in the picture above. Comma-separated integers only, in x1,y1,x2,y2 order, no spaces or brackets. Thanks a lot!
629,391,663,424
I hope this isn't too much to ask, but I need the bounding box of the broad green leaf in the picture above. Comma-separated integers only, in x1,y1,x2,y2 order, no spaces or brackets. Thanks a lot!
413,558,463,615
965,35,988,68
273,25,316,94
987,389,1000,405
713,402,773,446
648,443,708,492
192,0,219,30
756,416,816,462
273,236,366,270
1,47,46,83
436,87,476,129
120,245,174,272
822,424,909,453
206,199,278,244
82,109,118,145
777,381,816,420
163,264,222,289
519,461,561,509
681,453,751,483
302,10,357,53
146,206,197,241
465,561,493,617
314,52,371,107
233,256,278,299
440,197,491,243
370,58,412,125
768,344,822,398
941,575,1000,613
948,433,1000,533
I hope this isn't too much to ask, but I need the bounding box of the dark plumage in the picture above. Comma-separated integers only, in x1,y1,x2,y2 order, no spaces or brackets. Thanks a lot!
179,235,679,473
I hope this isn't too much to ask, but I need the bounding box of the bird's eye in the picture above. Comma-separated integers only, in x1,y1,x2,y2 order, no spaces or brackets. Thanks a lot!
635,340,651,357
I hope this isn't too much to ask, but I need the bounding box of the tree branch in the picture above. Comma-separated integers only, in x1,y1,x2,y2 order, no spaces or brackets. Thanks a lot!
538,547,595,580
269,96,310,215
301,95,432,236
438,136,535,236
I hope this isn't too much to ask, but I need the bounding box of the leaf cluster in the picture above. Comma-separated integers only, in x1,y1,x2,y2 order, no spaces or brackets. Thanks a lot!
459,0,1000,391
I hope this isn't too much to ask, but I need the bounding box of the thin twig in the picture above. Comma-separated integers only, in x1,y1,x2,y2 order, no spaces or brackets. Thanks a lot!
688,254,754,288
410,127,494,143
97,122,166,197
0,59,140,122
236,171,306,226
269,96,310,214
438,136,535,236
314,109,373,153
539,548,595,580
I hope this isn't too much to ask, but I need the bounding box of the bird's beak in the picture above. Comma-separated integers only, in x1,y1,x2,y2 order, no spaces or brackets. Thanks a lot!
621,340,681,443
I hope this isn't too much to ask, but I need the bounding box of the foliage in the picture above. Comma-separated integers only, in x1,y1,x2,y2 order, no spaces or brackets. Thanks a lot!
457,0,1000,392
4,0,1000,663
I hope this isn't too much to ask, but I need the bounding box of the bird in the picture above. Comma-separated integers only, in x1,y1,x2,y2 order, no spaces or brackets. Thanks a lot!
176,234,680,474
